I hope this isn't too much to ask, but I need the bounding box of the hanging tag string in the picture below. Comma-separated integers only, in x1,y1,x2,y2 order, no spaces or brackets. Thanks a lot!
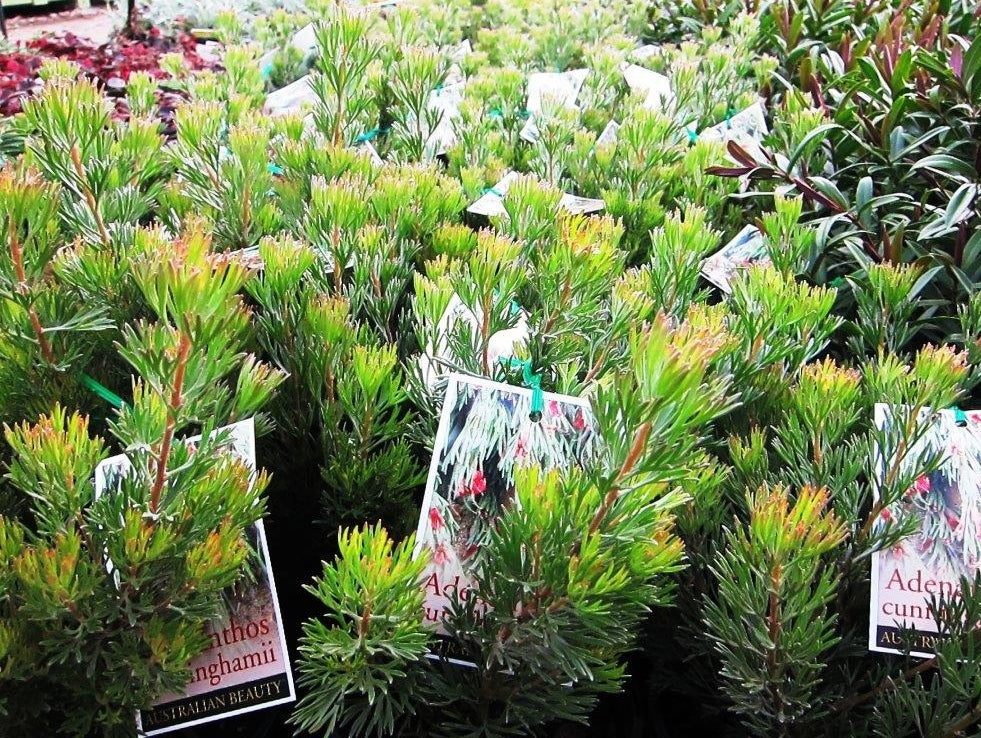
79,373,126,409
502,358,544,420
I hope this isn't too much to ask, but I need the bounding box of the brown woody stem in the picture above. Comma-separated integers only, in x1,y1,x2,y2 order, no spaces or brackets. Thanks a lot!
149,333,192,514
9,218,55,364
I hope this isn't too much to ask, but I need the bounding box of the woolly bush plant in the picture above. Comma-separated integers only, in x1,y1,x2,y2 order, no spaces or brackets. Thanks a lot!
0,0,979,736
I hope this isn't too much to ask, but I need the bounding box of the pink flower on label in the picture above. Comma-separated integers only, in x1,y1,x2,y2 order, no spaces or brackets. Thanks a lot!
433,542,449,565
880,508,892,521
548,400,561,417
913,476,931,495
470,469,487,497
916,537,934,554
945,511,960,530
573,409,587,431
515,434,528,459
457,469,487,498
428,506,444,530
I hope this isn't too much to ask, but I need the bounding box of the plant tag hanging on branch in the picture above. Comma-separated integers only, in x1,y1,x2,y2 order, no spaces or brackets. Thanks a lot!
413,373,600,666
467,171,605,218
700,224,770,294
622,62,674,111
519,69,589,142
95,420,296,734
869,405,981,658
417,294,529,390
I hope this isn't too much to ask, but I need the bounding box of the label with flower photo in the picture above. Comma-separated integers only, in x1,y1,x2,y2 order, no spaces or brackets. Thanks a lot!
869,405,981,657
414,373,599,665
700,225,770,294
94,420,296,734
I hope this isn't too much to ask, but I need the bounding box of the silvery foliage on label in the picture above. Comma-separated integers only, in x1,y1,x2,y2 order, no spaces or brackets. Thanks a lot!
622,63,674,111
701,224,771,294
518,69,590,143
418,294,529,389
467,171,605,218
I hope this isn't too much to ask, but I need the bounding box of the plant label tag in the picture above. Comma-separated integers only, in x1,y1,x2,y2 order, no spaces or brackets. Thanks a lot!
417,293,529,389
95,420,296,734
869,406,981,657
622,63,673,111
596,120,620,147
444,39,472,86
426,81,466,158
264,74,317,117
700,225,770,293
413,374,599,666
519,69,589,142
698,101,768,157
467,171,605,218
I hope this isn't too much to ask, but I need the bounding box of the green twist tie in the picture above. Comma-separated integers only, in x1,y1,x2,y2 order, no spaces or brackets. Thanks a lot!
518,109,531,119
502,358,543,421
953,406,968,426
829,277,845,288
488,108,503,119
79,373,125,409
261,63,273,80
685,126,697,144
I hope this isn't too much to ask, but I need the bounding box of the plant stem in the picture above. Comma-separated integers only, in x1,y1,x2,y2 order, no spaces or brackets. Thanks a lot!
8,218,55,364
69,145,112,247
149,332,192,514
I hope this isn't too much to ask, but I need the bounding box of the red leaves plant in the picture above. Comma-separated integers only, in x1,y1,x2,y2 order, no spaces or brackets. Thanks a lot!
0,27,221,129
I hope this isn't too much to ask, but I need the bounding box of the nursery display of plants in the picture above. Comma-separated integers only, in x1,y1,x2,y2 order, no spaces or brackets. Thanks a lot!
0,0,979,735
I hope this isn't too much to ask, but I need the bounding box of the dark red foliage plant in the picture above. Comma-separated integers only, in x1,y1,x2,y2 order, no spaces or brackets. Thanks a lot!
0,28,220,125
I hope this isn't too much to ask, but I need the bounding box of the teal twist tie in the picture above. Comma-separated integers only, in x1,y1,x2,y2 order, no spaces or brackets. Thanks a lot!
481,187,504,197
829,277,845,288
79,373,126,409
355,126,390,143
268,163,284,175
953,406,968,426
502,358,544,420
